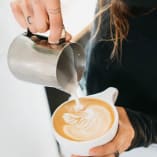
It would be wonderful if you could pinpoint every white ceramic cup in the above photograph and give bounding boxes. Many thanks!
[51,87,119,157]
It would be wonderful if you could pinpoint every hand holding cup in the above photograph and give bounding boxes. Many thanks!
[72,107,135,157]
[51,87,126,157]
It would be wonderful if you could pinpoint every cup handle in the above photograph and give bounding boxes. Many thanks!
[90,87,119,106]
[104,87,119,105]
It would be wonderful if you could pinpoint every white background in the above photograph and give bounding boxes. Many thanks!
[0,0,156,157]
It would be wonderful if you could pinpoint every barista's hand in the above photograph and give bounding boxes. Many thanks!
[10,0,72,44]
[72,107,135,157]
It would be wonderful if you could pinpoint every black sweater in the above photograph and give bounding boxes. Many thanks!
[85,0,157,149]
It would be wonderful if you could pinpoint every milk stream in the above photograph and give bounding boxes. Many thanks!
[64,65,84,111]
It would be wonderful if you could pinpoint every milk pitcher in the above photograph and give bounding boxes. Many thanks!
[7,30,85,92]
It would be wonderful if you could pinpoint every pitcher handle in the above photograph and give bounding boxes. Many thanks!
[25,28,66,45]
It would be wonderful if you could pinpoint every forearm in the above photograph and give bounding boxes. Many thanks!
[124,0,157,8]
[125,108,157,150]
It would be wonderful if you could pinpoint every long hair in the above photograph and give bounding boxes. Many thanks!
[92,0,130,59]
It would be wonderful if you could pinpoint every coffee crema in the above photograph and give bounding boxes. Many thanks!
[53,98,115,141]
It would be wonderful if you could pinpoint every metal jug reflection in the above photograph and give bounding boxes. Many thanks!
[7,30,85,93]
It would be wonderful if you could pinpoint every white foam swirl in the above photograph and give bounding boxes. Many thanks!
[62,105,112,141]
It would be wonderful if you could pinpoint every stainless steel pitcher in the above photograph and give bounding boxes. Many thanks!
[7,30,85,92]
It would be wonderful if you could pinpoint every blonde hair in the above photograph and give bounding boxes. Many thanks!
[92,0,130,59]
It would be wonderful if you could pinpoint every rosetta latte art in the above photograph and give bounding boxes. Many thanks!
[62,105,112,141]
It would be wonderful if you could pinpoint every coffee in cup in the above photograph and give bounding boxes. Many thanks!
[53,97,114,141]
[51,87,119,157]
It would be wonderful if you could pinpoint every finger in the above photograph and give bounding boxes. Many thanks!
[44,0,64,43]
[89,141,117,156]
[89,127,121,156]
[65,31,72,42]
[19,0,36,33]
[71,154,116,157]
[71,155,86,157]
[31,0,49,33]
[10,1,27,28]
[103,154,116,157]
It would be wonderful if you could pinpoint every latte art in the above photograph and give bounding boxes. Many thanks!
[53,98,115,141]
[63,105,112,141]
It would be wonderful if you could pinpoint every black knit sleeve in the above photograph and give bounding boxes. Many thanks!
[125,108,157,150]
[124,0,157,8]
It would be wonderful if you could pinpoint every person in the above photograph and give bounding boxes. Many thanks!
[10,0,157,157]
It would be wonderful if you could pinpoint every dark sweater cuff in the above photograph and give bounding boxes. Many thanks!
[125,108,153,150]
